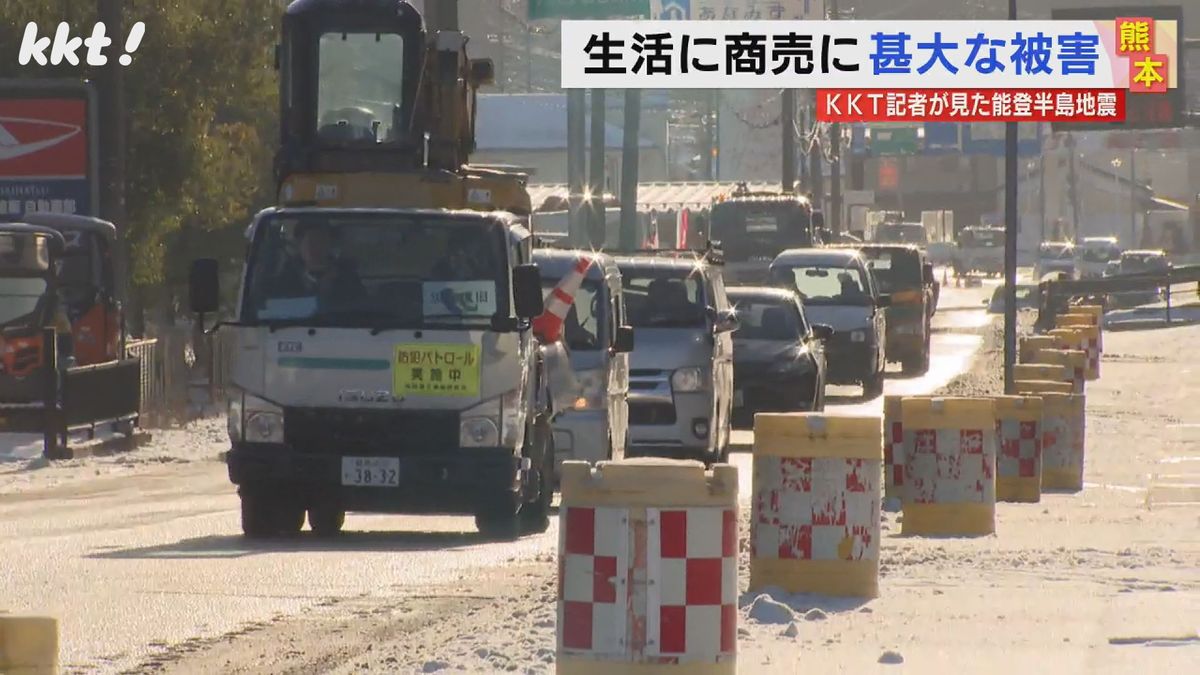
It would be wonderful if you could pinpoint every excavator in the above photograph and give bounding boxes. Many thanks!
[273,0,531,214]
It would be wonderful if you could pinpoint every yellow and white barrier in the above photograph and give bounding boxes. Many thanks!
[1015,379,1075,395]
[1049,326,1101,380]
[1018,335,1062,363]
[752,414,882,599]
[1013,363,1070,388]
[1056,311,1104,356]
[1031,348,1088,393]
[1039,393,1087,491]
[899,397,997,537]
[558,459,738,674]
[0,616,58,675]
[882,395,904,502]
[992,396,1044,503]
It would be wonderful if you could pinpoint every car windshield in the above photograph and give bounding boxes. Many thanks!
[620,268,707,328]
[1040,244,1072,260]
[773,262,873,306]
[710,202,813,261]
[861,250,922,293]
[0,277,48,327]
[875,224,927,244]
[244,213,507,327]
[317,31,407,144]
[730,297,805,340]
[541,278,605,351]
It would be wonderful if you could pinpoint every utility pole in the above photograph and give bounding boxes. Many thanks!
[1002,0,1019,395]
[1129,148,1137,246]
[1038,151,1046,245]
[808,106,824,212]
[525,28,533,92]
[782,89,796,192]
[620,89,641,248]
[1066,133,1081,243]
[567,89,587,246]
[827,0,843,236]
[96,0,135,334]
[588,89,607,247]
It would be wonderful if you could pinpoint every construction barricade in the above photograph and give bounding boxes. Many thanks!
[751,414,882,599]
[899,397,997,537]
[558,459,738,674]
[1038,393,1087,491]
[992,396,1044,503]
[882,395,904,503]
[1056,312,1104,355]
[1018,335,1062,363]
[1050,326,1101,381]
[1032,348,1088,393]
[1015,379,1074,395]
[1013,363,1070,388]
[0,616,58,675]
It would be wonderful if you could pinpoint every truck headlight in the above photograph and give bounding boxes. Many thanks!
[237,393,284,444]
[671,367,707,393]
[850,330,868,343]
[460,417,500,447]
[571,368,606,411]
[460,388,523,448]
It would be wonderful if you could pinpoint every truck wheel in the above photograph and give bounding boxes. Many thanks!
[863,370,885,399]
[240,488,302,539]
[308,506,345,537]
[475,497,521,541]
[519,419,554,535]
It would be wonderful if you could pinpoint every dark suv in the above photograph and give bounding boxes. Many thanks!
[851,244,935,375]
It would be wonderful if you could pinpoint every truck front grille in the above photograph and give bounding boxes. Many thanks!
[284,408,459,455]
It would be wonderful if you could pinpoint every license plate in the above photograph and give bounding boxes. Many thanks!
[341,457,400,487]
[733,389,744,407]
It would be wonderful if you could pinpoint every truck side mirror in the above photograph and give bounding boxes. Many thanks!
[922,262,935,284]
[876,294,892,308]
[613,325,635,353]
[469,58,496,86]
[512,264,544,319]
[713,308,739,333]
[189,258,220,315]
[811,323,835,341]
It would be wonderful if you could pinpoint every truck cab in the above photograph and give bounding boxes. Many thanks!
[1074,237,1122,280]
[612,251,737,464]
[189,207,553,540]
[531,249,633,474]
[708,189,820,285]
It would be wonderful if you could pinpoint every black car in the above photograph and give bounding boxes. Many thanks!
[727,286,832,428]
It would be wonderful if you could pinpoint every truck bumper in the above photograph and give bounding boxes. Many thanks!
[227,442,523,515]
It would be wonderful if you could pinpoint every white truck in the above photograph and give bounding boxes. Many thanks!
[188,207,556,541]
[953,226,1005,278]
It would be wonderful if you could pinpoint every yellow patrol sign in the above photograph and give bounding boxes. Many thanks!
[393,343,481,397]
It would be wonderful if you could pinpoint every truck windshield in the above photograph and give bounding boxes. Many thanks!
[317,31,407,144]
[621,269,707,328]
[244,214,507,328]
[541,278,605,351]
[710,202,812,261]
[0,233,51,272]
[961,230,1002,247]
[0,277,47,328]
[773,263,873,306]
[862,250,922,292]
[875,224,927,245]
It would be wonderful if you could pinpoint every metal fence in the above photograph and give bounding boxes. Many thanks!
[125,329,237,426]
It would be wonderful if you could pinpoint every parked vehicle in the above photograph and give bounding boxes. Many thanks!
[726,286,830,428]
[853,244,934,375]
[953,226,1005,278]
[1105,249,1170,306]
[872,222,929,247]
[531,249,632,474]
[769,248,891,399]
[709,185,822,285]
[613,250,736,464]
[1074,236,1122,279]
[190,207,555,540]
[1036,241,1076,280]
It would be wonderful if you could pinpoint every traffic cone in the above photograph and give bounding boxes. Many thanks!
[533,254,594,343]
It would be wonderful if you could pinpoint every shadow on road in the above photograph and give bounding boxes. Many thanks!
[87,529,492,560]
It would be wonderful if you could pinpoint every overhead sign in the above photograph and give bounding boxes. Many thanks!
[922,122,961,154]
[530,0,650,20]
[1050,5,1185,131]
[0,80,98,220]
[961,122,1042,157]
[869,125,920,156]
[651,0,822,21]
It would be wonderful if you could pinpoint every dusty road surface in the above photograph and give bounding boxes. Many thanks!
[3,279,1196,674]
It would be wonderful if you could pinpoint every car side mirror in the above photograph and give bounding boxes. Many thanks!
[922,263,935,284]
[714,309,739,333]
[189,258,220,315]
[613,325,635,353]
[512,264,544,319]
[876,294,892,308]
[811,323,834,341]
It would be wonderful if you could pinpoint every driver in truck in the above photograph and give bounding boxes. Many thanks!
[264,221,365,309]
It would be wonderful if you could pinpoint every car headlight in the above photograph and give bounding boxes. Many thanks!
[850,330,868,343]
[671,367,707,393]
[460,388,524,448]
[238,393,284,444]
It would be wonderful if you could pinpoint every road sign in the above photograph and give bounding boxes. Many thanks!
[870,125,920,156]
[0,80,98,220]
[961,123,1042,157]
[1050,5,1186,131]
[923,123,961,154]
[530,0,650,20]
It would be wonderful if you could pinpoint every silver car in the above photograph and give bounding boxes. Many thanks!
[613,254,737,464]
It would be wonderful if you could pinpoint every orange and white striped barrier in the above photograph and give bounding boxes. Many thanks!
[751,414,882,598]
[558,459,738,674]
[0,616,58,675]
[534,253,594,344]
[1049,326,1101,381]
[1015,379,1074,395]
[993,396,1044,503]
[1039,393,1087,491]
[882,396,904,503]
[900,397,997,537]
[1030,348,1087,393]
[1018,335,1062,363]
